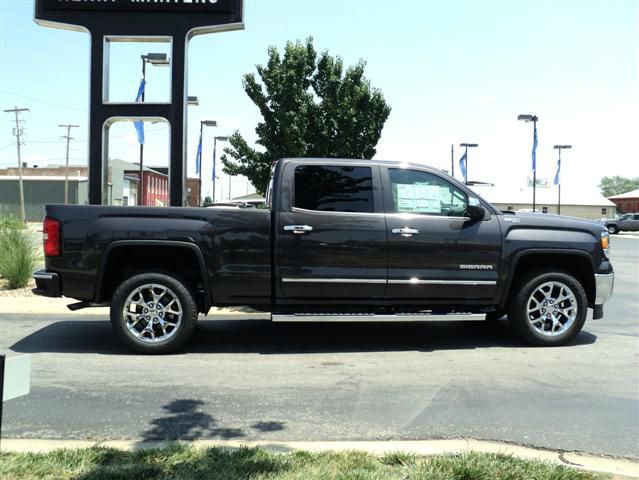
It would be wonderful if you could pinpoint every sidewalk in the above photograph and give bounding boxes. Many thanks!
[615,232,639,239]
[2,438,637,478]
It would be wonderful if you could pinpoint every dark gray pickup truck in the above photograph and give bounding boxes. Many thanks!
[33,158,615,353]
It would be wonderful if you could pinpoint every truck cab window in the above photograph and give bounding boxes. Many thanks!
[294,165,373,213]
[388,168,467,216]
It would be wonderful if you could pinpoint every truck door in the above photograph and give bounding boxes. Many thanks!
[275,161,387,301]
[382,166,502,301]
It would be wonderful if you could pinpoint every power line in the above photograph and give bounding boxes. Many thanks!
[0,89,87,113]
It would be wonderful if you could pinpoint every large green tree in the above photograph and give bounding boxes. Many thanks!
[598,176,639,198]
[221,37,391,195]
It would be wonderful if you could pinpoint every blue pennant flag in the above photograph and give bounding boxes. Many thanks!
[554,157,561,186]
[195,132,202,175]
[531,123,538,173]
[459,151,468,183]
[133,78,146,145]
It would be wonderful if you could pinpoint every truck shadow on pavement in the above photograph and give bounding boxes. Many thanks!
[10,318,598,355]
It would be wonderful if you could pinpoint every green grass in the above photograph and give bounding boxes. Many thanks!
[0,215,26,231]
[0,445,608,480]
[0,226,37,288]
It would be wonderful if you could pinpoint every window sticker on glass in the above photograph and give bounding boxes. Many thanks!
[397,184,440,213]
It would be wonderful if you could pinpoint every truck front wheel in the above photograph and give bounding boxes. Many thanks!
[110,273,197,354]
[508,270,587,346]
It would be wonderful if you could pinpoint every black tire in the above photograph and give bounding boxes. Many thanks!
[110,272,198,354]
[607,224,618,234]
[507,269,587,346]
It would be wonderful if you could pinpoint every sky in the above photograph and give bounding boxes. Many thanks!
[1,0,638,203]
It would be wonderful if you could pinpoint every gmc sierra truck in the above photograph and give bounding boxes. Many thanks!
[33,158,615,353]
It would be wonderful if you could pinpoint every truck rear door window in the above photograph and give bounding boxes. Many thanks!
[294,165,373,213]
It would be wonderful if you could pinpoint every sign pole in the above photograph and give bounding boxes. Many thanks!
[35,0,244,208]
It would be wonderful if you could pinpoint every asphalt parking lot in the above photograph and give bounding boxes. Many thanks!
[1,237,637,458]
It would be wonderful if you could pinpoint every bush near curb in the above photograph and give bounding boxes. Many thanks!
[0,218,37,289]
[0,215,26,231]
[0,445,608,480]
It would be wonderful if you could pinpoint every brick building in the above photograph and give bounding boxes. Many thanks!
[608,189,639,214]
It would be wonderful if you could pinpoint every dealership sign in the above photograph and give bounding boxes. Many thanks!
[36,0,243,33]
[34,0,243,206]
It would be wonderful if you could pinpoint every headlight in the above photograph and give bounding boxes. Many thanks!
[601,231,610,257]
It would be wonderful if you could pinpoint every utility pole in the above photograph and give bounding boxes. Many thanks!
[59,124,79,204]
[4,107,30,223]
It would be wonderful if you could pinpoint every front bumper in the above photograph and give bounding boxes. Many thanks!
[32,270,61,297]
[594,273,614,305]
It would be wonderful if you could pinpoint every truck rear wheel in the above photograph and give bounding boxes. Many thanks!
[110,273,197,354]
[507,270,587,346]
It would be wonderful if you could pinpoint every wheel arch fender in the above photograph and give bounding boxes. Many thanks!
[94,240,211,311]
[498,249,595,310]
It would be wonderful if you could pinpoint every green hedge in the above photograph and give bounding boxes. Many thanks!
[0,218,36,289]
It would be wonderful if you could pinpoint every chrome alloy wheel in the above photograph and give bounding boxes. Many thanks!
[123,283,183,343]
[526,281,578,336]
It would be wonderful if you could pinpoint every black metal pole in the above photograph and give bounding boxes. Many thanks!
[169,34,187,207]
[198,122,203,206]
[0,354,5,447]
[557,148,561,215]
[451,144,454,177]
[464,145,469,184]
[88,33,105,205]
[532,119,537,212]
[138,59,146,206]
[212,137,217,203]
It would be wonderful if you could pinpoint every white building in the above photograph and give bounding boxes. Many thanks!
[470,185,616,219]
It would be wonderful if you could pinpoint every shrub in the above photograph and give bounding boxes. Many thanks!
[0,215,26,231]
[0,226,37,289]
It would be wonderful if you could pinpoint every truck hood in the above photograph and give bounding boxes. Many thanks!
[500,211,607,236]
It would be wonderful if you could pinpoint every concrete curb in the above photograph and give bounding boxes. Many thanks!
[2,439,637,478]
[0,296,267,317]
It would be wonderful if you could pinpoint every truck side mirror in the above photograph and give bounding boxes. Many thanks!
[467,197,485,220]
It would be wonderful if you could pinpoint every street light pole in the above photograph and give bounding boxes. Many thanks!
[553,144,572,215]
[518,114,539,211]
[137,53,169,206]
[459,143,478,184]
[212,136,229,203]
[450,144,454,177]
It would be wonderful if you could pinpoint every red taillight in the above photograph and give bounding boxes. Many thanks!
[43,216,61,257]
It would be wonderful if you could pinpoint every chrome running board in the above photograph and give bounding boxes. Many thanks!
[272,313,486,322]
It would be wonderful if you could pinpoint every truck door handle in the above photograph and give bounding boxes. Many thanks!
[284,225,313,234]
[392,227,420,237]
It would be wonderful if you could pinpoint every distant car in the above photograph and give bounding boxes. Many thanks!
[600,213,639,234]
